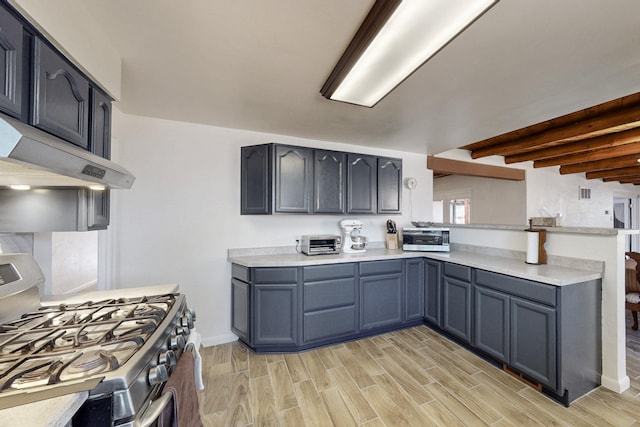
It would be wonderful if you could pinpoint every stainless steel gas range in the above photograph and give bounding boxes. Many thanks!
[0,253,198,426]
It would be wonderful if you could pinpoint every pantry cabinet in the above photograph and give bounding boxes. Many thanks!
[240,143,402,215]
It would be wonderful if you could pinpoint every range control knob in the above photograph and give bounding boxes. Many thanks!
[168,334,186,351]
[180,314,194,329]
[148,364,168,386]
[159,350,177,370]
[175,326,190,336]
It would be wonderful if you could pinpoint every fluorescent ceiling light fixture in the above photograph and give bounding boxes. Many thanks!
[320,0,499,107]
[88,184,106,191]
[9,184,30,190]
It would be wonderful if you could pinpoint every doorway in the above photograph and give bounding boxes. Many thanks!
[614,195,640,252]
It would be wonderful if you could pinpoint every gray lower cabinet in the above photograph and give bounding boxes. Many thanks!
[442,263,472,343]
[474,269,601,404]
[474,286,509,362]
[510,296,557,387]
[424,259,442,325]
[253,284,298,345]
[360,260,403,330]
[404,258,424,322]
[231,278,250,342]
[303,263,357,343]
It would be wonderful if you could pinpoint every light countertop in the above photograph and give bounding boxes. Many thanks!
[228,248,602,286]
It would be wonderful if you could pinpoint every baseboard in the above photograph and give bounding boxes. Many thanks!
[201,333,238,348]
[600,374,630,393]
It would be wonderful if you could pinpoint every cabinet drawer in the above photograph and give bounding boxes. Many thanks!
[304,306,357,342]
[304,263,355,281]
[304,277,356,312]
[232,264,250,282]
[253,267,298,284]
[444,262,472,282]
[476,269,556,307]
[360,259,402,276]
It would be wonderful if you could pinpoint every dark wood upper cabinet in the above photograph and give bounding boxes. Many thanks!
[377,156,402,213]
[32,37,90,148]
[314,150,346,214]
[347,153,377,214]
[0,6,23,118]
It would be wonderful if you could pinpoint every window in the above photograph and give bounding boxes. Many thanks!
[450,199,470,224]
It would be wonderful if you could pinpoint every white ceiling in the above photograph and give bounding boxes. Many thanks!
[84,0,640,155]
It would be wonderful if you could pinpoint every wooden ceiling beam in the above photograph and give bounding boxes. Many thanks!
[469,106,640,159]
[586,165,640,179]
[427,156,524,181]
[559,153,640,174]
[461,91,640,152]
[533,140,640,168]
[603,175,640,182]
[504,127,640,164]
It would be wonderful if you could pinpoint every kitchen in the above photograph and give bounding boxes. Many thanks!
[1,0,640,425]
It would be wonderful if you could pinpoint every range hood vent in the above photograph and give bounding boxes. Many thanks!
[0,113,135,189]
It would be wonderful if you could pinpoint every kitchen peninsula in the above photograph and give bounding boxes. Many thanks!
[229,242,602,405]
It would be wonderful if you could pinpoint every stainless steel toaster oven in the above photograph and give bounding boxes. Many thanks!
[300,235,342,255]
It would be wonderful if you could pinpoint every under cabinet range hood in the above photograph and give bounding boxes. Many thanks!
[0,113,135,189]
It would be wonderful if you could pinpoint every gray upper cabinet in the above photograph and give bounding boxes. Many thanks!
[0,6,23,118]
[87,87,112,230]
[240,143,402,215]
[274,145,312,213]
[347,153,377,214]
[241,144,272,214]
[313,150,346,213]
[377,157,402,214]
[32,38,90,148]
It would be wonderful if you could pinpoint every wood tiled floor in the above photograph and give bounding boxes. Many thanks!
[198,320,640,426]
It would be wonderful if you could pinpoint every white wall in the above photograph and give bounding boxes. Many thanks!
[110,111,434,346]
[437,149,640,227]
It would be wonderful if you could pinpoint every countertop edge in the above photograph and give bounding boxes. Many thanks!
[0,391,88,427]
[228,249,602,286]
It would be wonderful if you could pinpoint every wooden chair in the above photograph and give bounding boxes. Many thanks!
[625,252,640,330]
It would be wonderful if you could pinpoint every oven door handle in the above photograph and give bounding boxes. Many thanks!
[134,391,173,427]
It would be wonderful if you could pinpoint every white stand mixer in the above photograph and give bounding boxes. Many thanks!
[339,219,367,253]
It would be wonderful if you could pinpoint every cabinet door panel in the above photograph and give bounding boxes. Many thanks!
[231,279,250,342]
[347,154,376,214]
[0,6,22,118]
[510,296,557,388]
[241,145,271,214]
[32,38,89,148]
[275,145,312,213]
[424,259,442,325]
[377,157,402,213]
[253,285,297,345]
[475,286,509,362]
[304,305,357,343]
[404,258,424,322]
[314,150,346,213]
[360,273,402,330]
[442,276,472,343]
